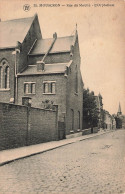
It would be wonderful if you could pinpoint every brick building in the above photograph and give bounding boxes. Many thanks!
[0,14,83,136]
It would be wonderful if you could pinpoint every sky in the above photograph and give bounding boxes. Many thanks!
[0,0,125,115]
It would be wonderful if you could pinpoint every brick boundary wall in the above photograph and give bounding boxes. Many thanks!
[93,127,99,133]
[28,107,58,145]
[82,128,92,135]
[0,102,58,151]
[82,127,99,135]
[0,103,27,150]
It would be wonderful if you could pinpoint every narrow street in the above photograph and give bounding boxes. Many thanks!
[0,129,125,194]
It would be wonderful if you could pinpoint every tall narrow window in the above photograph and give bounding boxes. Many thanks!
[78,111,80,129]
[31,83,36,94]
[5,66,9,89]
[71,109,74,131]
[0,66,3,88]
[0,59,9,89]
[75,72,78,93]
[75,65,78,93]
[1,67,3,88]
[7,67,10,89]
[51,82,56,93]
[24,83,29,94]
[44,83,49,93]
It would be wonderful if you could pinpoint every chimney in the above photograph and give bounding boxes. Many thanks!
[53,32,57,39]
[15,41,21,53]
[9,98,14,104]
[37,61,45,71]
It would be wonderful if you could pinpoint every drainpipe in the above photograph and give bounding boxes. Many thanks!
[12,43,20,104]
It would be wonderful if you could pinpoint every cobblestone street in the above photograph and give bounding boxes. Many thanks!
[0,129,125,194]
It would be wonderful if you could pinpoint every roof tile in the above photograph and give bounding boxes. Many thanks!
[0,17,34,48]
[30,36,74,55]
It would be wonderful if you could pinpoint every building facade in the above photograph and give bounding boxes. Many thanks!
[0,14,83,136]
[112,116,116,129]
[103,110,113,130]
[94,93,103,128]
[116,103,125,129]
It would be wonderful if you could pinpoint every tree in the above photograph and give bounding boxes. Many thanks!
[42,99,54,110]
[83,88,99,129]
[115,116,122,129]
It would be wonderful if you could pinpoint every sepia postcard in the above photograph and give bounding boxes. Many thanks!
[0,0,125,193]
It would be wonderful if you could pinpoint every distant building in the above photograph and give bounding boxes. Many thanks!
[103,110,113,130]
[94,93,103,128]
[117,102,122,117]
[122,116,125,128]
[0,14,83,136]
[116,102,125,129]
[112,116,116,129]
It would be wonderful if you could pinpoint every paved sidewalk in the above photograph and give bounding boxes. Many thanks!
[0,129,114,166]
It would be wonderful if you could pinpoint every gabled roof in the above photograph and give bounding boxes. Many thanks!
[0,14,77,53]
[18,63,69,76]
[0,16,35,49]
[30,36,74,55]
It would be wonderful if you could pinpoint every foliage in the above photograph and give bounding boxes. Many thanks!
[83,88,99,127]
[114,116,122,129]
[42,99,54,109]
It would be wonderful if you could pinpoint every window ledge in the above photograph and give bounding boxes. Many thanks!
[24,93,36,95]
[74,92,78,96]
[43,93,56,95]
[0,88,10,91]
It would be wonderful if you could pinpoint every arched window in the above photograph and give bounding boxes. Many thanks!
[0,59,10,89]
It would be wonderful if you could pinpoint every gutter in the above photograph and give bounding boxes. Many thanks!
[17,72,65,76]
[28,50,70,56]
[0,46,16,50]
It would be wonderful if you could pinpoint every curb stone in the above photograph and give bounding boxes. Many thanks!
[0,130,115,166]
